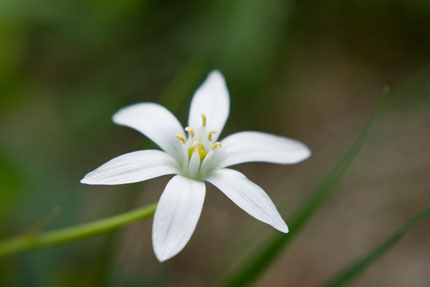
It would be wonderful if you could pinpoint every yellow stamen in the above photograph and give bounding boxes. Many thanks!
[185,127,195,138]
[208,130,217,141]
[212,142,222,150]
[176,134,186,144]
[201,112,207,127]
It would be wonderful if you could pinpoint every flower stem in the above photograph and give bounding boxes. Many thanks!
[0,202,157,258]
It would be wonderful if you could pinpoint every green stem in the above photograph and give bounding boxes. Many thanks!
[0,202,157,258]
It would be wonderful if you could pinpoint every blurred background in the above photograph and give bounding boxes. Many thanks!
[0,0,429,286]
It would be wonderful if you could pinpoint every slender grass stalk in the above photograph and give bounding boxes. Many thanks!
[221,88,389,286]
[0,202,157,258]
[323,207,430,286]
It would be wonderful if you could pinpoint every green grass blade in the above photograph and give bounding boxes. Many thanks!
[323,207,430,287]
[221,88,389,286]
[0,202,157,258]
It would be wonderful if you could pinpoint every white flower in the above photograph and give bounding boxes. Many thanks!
[81,70,311,262]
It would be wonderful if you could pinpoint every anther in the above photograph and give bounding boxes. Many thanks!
[185,127,195,138]
[212,142,222,150]
[192,141,200,148]
[208,130,217,141]
[176,134,186,144]
[201,112,207,127]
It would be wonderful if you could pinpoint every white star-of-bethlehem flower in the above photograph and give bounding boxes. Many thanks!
[81,70,311,262]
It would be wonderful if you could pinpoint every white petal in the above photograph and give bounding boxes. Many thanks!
[207,169,288,233]
[220,131,311,168]
[200,148,223,177]
[152,176,206,262]
[81,150,177,185]
[188,70,230,139]
[188,147,200,177]
[113,103,184,158]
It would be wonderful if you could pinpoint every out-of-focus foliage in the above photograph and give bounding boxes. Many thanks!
[0,146,23,216]
[222,88,389,286]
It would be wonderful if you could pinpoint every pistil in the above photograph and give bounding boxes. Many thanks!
[176,113,222,165]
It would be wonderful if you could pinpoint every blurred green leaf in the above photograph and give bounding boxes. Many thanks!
[0,147,23,216]
[322,207,430,287]
[221,88,389,286]
[159,56,208,115]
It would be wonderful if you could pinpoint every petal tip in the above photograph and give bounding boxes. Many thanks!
[279,224,289,233]
[302,146,312,160]
[208,69,224,77]
[111,109,124,125]
[111,102,149,125]
[290,143,312,164]
[80,176,89,184]
[154,253,169,263]
[80,172,101,185]
[153,246,177,263]
[80,176,96,185]
[206,70,228,88]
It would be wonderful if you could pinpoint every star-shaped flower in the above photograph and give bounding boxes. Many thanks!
[81,70,311,262]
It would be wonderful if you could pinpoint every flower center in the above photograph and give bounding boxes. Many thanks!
[176,112,222,163]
